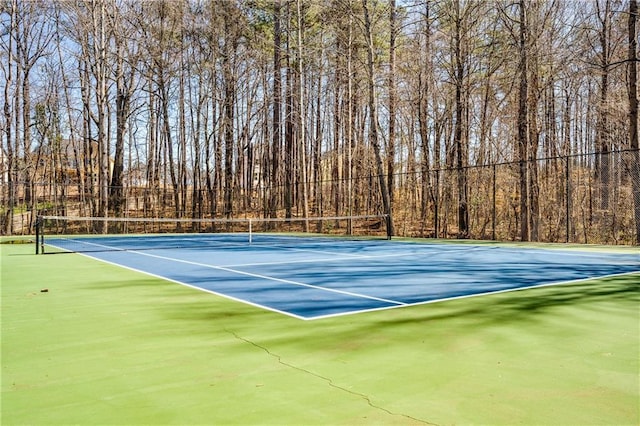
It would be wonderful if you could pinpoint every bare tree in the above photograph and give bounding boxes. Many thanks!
[81,0,110,221]
[2,0,637,244]
[515,0,531,241]
[6,0,54,228]
[0,0,18,234]
[362,0,393,235]
[387,0,397,207]
[219,0,242,219]
[296,0,310,229]
[269,0,283,220]
[108,2,139,216]
[416,0,434,237]
[594,0,614,211]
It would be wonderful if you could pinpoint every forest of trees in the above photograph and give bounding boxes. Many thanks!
[1,0,639,244]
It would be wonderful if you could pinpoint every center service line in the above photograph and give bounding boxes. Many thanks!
[122,249,406,306]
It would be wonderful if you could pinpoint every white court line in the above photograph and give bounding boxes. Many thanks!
[47,238,126,251]
[58,242,640,322]
[220,242,489,268]
[73,251,308,320]
[53,235,388,260]
[309,270,640,320]
[221,251,423,268]
[264,245,372,258]
[49,236,423,267]
[46,239,640,321]
[132,250,406,306]
[48,238,405,307]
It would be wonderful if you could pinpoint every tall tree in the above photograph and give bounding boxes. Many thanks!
[387,0,397,207]
[451,0,474,238]
[220,0,240,219]
[158,1,180,218]
[108,2,139,216]
[10,0,54,222]
[284,1,294,219]
[594,0,614,211]
[86,0,110,221]
[0,0,18,234]
[269,0,283,220]
[517,0,530,241]
[362,0,393,235]
[296,0,310,229]
[416,0,433,237]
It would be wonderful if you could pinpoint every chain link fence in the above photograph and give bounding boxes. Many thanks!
[394,149,640,245]
[3,149,639,245]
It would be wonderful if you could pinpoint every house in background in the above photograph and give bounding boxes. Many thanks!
[35,138,113,187]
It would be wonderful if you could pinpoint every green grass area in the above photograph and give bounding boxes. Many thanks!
[2,242,639,425]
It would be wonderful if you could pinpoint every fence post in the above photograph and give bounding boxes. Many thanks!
[565,159,571,243]
[434,169,440,238]
[492,164,497,240]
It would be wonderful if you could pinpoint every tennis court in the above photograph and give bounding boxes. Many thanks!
[42,233,640,320]
[4,230,640,425]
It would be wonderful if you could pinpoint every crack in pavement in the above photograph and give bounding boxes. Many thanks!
[225,328,439,425]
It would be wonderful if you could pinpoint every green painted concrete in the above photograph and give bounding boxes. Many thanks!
[2,242,638,425]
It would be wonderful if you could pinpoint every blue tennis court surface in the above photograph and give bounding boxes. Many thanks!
[45,236,640,320]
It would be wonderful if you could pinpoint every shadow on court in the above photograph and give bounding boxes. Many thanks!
[152,272,639,328]
[360,273,640,329]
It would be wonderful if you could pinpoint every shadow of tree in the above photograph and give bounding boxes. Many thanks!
[150,273,639,341]
[352,273,640,331]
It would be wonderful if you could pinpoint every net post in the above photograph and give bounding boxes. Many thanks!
[249,219,252,245]
[35,215,42,254]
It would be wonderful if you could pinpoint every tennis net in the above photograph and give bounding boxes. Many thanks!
[35,214,391,254]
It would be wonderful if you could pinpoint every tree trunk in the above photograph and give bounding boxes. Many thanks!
[418,2,433,237]
[285,31,294,219]
[178,40,188,218]
[160,76,179,218]
[93,0,109,223]
[270,0,282,220]
[453,0,469,238]
[296,0,309,230]
[347,10,355,232]
[596,0,612,211]
[517,0,530,242]
[110,41,129,217]
[387,0,397,207]
[221,2,237,220]
[362,0,393,236]
[3,0,16,234]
